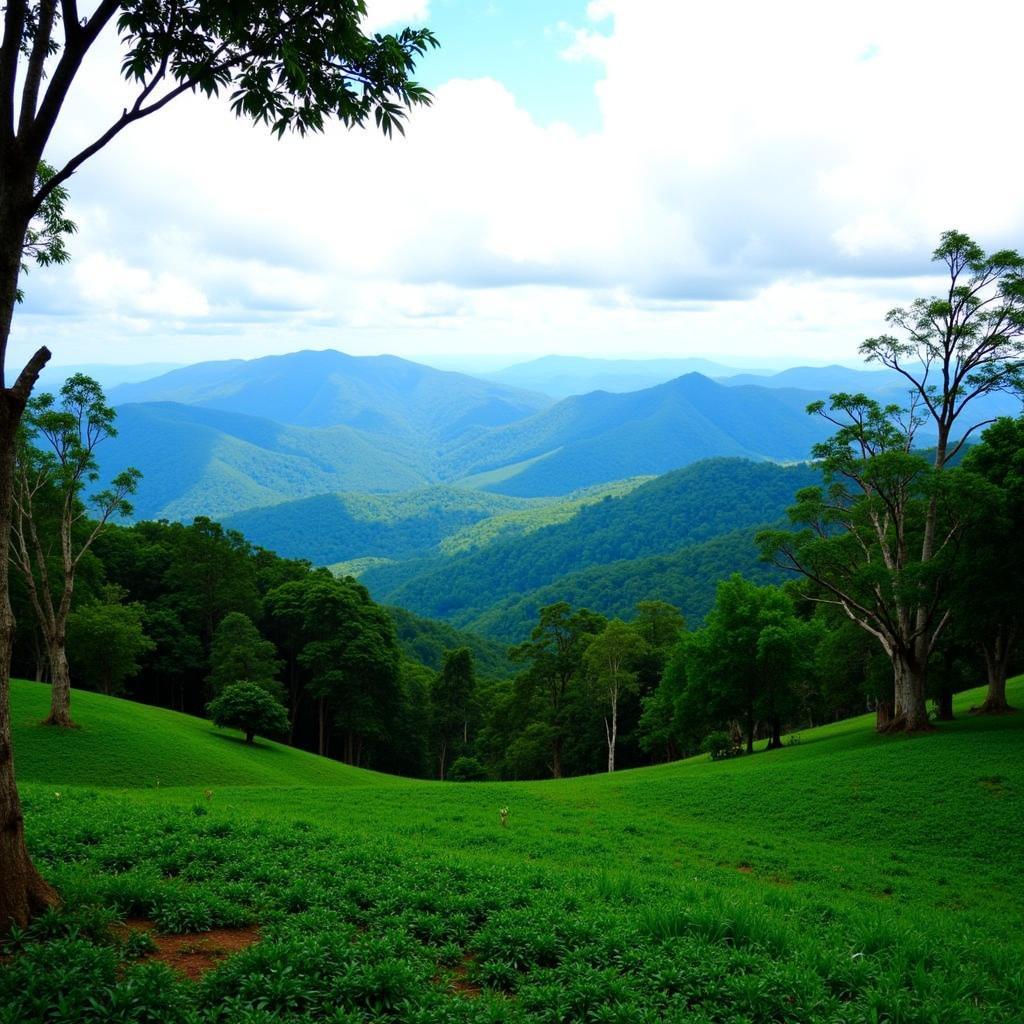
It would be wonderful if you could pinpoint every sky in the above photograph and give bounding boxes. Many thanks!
[11,0,1024,374]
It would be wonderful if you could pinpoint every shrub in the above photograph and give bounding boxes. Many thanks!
[447,756,488,782]
[701,731,740,761]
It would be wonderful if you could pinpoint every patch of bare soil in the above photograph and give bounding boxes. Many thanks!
[434,954,482,999]
[118,918,260,981]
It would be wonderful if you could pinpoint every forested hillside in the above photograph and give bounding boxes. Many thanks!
[221,487,536,564]
[466,527,781,640]
[363,459,820,631]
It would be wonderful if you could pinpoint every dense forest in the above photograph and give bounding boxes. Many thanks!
[362,459,820,630]
[11,384,1022,779]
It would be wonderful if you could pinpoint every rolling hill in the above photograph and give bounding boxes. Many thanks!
[100,402,436,520]
[483,354,762,397]
[717,363,1024,419]
[362,459,821,634]
[220,487,537,564]
[9,678,1024,1022]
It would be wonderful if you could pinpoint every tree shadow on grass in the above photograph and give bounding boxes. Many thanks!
[210,729,286,754]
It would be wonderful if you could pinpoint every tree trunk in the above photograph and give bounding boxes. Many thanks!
[606,697,618,773]
[245,730,254,745]
[886,654,933,733]
[438,740,447,781]
[875,699,893,731]
[978,632,1016,714]
[550,735,562,779]
[42,639,74,727]
[0,386,59,934]
[936,687,954,722]
[317,696,325,756]
[766,718,783,750]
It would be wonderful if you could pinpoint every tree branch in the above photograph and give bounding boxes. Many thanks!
[9,346,52,406]
[0,0,27,142]
[18,0,57,137]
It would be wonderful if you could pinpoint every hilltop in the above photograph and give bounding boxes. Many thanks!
[108,349,550,440]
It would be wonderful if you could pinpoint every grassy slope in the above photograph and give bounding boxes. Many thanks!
[12,677,1024,904]
[8,678,1024,1021]
[10,680,398,789]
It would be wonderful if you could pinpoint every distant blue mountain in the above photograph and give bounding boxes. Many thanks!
[108,349,550,441]
[484,354,763,398]
[444,373,834,496]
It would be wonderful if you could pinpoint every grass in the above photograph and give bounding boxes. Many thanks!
[9,681,393,788]
[4,677,1024,1022]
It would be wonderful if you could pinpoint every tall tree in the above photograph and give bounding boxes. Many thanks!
[956,417,1024,712]
[760,394,980,732]
[164,518,260,653]
[287,573,400,763]
[583,620,645,772]
[510,602,605,778]
[11,374,139,726]
[208,611,282,698]
[0,0,437,933]
[430,647,476,780]
[680,576,812,753]
[66,592,153,697]
[764,232,1023,733]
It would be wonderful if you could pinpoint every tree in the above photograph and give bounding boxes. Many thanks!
[285,573,400,763]
[67,595,154,696]
[164,517,260,652]
[760,394,980,732]
[956,417,1024,712]
[208,611,282,698]
[11,374,139,727]
[447,756,487,782]
[510,602,605,778]
[583,620,645,772]
[762,233,1023,734]
[679,576,812,754]
[0,1,437,933]
[207,681,289,745]
[430,647,476,780]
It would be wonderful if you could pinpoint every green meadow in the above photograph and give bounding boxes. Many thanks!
[5,677,1024,1022]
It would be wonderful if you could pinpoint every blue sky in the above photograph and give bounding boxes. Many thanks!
[415,1,603,133]
[11,0,1024,374]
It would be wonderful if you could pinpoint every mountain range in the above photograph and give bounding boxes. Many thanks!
[90,347,1021,532]
[95,349,847,519]
[483,354,762,397]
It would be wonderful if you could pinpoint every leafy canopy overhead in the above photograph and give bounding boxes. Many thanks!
[4,1,438,221]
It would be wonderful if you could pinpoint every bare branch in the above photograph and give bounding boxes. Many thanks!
[9,346,52,406]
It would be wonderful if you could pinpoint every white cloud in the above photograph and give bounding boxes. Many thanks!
[12,0,1024,372]
[363,1,430,35]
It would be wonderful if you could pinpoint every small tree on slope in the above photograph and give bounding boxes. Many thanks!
[208,682,290,746]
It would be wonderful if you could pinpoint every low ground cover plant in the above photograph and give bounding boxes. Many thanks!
[3,679,1023,1022]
